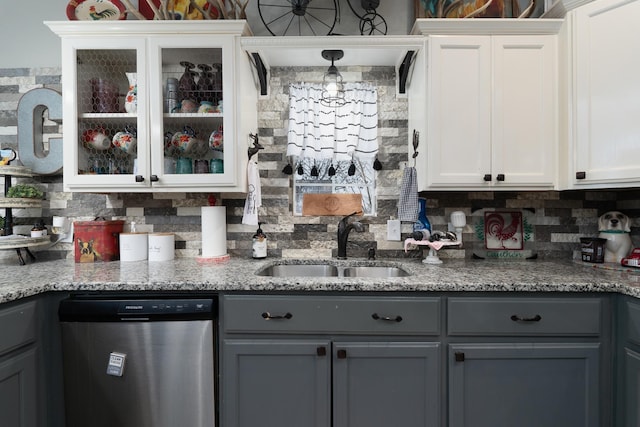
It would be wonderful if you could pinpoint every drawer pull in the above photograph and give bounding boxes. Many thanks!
[510,314,542,322]
[371,313,403,323]
[261,312,293,320]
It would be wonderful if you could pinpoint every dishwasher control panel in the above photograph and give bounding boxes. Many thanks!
[59,297,215,321]
[118,299,212,315]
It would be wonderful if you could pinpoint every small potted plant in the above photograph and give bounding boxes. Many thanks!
[6,184,44,199]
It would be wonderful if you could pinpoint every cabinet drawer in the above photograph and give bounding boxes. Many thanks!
[0,301,36,355]
[447,297,601,336]
[222,295,440,335]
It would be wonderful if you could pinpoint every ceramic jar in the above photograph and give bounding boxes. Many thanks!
[209,126,223,150]
[124,72,137,114]
[171,126,198,154]
[82,127,111,151]
[112,126,137,155]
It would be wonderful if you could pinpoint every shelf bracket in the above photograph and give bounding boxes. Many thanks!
[398,50,415,95]
[248,52,268,96]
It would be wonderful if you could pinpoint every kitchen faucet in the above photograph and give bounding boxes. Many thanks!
[337,212,365,259]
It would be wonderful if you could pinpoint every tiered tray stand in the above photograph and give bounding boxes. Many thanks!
[0,164,49,265]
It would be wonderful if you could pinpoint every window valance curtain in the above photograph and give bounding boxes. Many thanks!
[286,82,378,162]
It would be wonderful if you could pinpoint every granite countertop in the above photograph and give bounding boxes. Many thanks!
[1,257,640,304]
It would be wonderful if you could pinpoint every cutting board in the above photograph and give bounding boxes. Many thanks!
[302,194,363,216]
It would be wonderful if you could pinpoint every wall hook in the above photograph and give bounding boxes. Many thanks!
[248,132,264,160]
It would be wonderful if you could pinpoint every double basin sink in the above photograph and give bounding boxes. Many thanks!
[256,262,411,278]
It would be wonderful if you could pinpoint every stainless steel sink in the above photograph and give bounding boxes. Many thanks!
[256,263,411,278]
[342,266,411,278]
[256,264,339,277]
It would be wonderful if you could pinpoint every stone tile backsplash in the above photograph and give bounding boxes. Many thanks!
[0,67,638,262]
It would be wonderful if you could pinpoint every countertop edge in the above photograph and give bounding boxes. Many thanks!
[1,258,640,304]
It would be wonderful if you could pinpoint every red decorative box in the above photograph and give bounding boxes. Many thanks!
[74,220,125,263]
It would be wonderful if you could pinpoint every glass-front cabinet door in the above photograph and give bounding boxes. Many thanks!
[47,21,251,193]
[148,37,236,189]
[62,37,148,190]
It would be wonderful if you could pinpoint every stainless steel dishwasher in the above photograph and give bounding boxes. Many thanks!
[59,295,216,427]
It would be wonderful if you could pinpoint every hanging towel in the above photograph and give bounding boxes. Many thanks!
[242,160,261,226]
[397,166,418,222]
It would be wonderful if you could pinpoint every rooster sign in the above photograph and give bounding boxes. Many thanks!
[483,211,524,250]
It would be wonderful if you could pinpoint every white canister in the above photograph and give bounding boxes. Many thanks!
[148,233,175,262]
[119,233,148,262]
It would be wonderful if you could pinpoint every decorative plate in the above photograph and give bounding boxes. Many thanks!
[67,0,127,21]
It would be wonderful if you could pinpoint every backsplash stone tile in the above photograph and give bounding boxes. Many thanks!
[0,67,638,263]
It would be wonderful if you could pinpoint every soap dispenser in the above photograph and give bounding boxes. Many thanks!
[413,198,432,239]
[252,222,267,259]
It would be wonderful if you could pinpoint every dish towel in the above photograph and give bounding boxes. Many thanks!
[242,160,262,226]
[397,166,418,222]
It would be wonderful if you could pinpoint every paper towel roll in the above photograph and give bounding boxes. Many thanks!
[201,206,227,257]
[120,233,148,262]
[148,233,175,262]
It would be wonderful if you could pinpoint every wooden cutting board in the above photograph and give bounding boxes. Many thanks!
[302,194,363,216]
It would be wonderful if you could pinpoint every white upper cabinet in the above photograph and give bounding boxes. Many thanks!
[410,20,561,191]
[46,21,256,192]
[566,0,640,188]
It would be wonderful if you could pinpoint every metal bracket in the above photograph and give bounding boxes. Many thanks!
[398,50,415,94]
[247,52,268,96]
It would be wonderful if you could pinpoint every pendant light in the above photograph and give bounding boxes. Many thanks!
[321,49,346,107]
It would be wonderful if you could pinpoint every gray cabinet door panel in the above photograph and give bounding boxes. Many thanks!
[623,347,640,427]
[333,342,440,427]
[222,339,331,427]
[626,301,640,347]
[0,301,36,355]
[0,347,37,427]
[449,343,600,427]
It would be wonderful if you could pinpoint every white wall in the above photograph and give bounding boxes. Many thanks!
[1,0,68,68]
[0,0,415,68]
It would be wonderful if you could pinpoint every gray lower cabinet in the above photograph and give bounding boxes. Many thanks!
[221,293,611,427]
[447,296,607,427]
[220,294,442,427]
[622,347,640,427]
[448,343,600,427]
[0,300,38,427]
[0,293,66,427]
[617,296,640,427]
[222,339,440,427]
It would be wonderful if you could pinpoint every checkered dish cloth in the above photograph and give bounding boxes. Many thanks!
[397,166,418,222]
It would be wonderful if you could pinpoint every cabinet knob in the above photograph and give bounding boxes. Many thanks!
[483,174,492,182]
[454,352,465,362]
[576,171,586,180]
[150,175,159,182]
[496,174,505,182]
[337,349,347,359]
[135,175,145,182]
[317,346,327,357]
